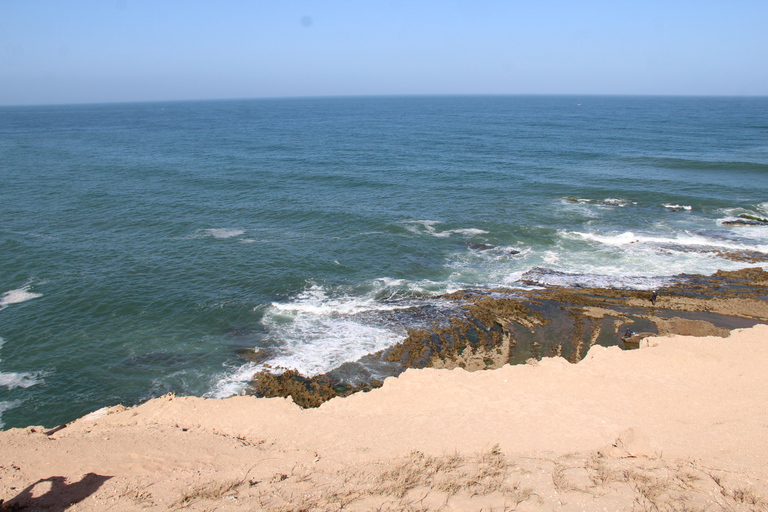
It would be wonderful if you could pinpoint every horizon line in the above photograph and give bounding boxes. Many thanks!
[3,92,768,109]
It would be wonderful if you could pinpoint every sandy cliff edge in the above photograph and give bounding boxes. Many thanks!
[2,325,768,511]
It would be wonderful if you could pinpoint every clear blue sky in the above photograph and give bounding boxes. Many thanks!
[1,0,766,105]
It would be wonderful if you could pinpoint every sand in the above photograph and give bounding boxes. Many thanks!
[2,325,768,511]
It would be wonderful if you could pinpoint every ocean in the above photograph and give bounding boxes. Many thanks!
[1,95,767,429]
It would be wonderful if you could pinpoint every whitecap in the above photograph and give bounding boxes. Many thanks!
[559,198,600,218]
[211,278,462,396]
[0,337,45,390]
[444,245,534,290]
[375,277,405,287]
[441,228,489,237]
[402,220,442,236]
[601,198,636,207]
[542,250,561,265]
[208,301,407,398]
[551,229,768,280]
[0,400,21,429]
[565,230,722,248]
[268,284,429,317]
[0,371,43,390]
[716,206,768,226]
[519,268,673,291]
[0,285,42,310]
[402,220,488,238]
[204,228,244,239]
[663,203,692,211]
[567,229,768,253]
[256,317,403,378]
[205,362,259,398]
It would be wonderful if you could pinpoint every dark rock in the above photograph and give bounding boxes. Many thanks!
[234,348,273,365]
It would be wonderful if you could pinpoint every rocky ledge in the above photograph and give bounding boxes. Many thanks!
[245,267,768,407]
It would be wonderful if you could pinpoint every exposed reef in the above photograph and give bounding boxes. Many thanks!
[721,213,768,226]
[248,369,382,408]
[246,267,768,407]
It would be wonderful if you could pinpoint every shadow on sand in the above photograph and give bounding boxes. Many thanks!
[2,473,111,511]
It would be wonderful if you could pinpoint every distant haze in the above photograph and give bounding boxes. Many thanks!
[1,0,767,106]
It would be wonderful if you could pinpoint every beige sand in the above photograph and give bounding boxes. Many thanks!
[2,325,768,511]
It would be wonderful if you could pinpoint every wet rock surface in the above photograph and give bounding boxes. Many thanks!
[246,267,768,407]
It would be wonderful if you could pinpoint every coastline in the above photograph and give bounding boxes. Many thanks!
[246,267,768,407]
[3,324,768,511]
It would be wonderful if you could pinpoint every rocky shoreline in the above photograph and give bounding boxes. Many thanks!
[246,267,768,407]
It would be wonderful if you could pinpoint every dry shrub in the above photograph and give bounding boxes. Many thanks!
[730,487,766,506]
[582,456,768,511]
[117,483,154,507]
[375,444,526,500]
[552,464,578,492]
[175,478,244,507]
[587,456,625,487]
[504,481,535,509]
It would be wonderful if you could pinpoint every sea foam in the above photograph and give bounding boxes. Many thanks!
[260,283,417,376]
[209,280,456,397]
[402,220,489,238]
[663,203,693,211]
[0,285,42,310]
[519,268,674,291]
[565,230,766,252]
[0,371,43,390]
[0,400,21,429]
[204,228,245,239]
[0,337,45,390]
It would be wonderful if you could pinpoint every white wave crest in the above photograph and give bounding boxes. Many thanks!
[205,362,259,398]
[560,199,600,218]
[269,285,416,317]
[0,336,45,390]
[260,317,402,377]
[563,197,593,204]
[448,228,489,237]
[207,310,405,398]
[444,245,534,290]
[402,220,488,238]
[716,206,768,225]
[663,203,692,211]
[520,268,673,290]
[569,229,768,252]
[567,230,723,248]
[548,229,768,280]
[210,279,451,396]
[563,197,636,207]
[0,371,43,390]
[0,400,22,429]
[204,228,245,239]
[0,286,42,310]
[602,198,636,207]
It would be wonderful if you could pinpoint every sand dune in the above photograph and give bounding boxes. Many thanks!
[2,325,768,511]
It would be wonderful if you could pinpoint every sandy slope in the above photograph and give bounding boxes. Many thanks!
[2,325,768,511]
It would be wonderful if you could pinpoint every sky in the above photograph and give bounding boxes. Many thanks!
[1,0,767,106]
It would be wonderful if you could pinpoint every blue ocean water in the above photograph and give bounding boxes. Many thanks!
[1,95,767,429]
